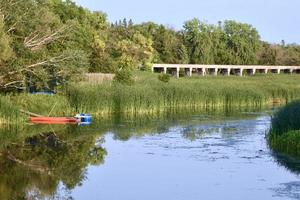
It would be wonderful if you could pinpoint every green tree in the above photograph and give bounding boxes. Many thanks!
[183,19,215,64]
[0,0,90,92]
[257,42,277,65]
[137,23,189,64]
[223,20,261,64]
[0,16,13,63]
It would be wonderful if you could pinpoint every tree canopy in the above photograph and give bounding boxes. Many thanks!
[0,0,300,92]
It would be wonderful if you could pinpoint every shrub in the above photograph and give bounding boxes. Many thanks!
[114,69,135,85]
[158,74,170,83]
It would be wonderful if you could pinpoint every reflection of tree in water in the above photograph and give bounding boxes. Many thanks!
[109,111,256,142]
[272,152,300,175]
[0,131,107,200]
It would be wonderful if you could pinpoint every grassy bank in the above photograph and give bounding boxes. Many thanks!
[66,72,300,116]
[1,72,300,125]
[269,101,300,159]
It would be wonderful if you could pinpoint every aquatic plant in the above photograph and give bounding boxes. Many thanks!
[1,72,300,124]
[269,101,300,159]
[65,72,300,116]
[0,95,22,125]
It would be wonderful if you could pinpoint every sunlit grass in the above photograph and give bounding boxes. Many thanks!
[65,72,300,116]
[1,72,300,124]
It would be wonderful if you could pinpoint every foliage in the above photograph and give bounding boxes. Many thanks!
[1,0,300,93]
[183,19,261,64]
[114,69,135,86]
[158,73,171,83]
[64,72,300,116]
[1,72,300,124]
[269,130,300,160]
[0,95,22,124]
[0,17,13,63]
[270,101,300,135]
[269,101,300,159]
[0,129,107,199]
[0,0,93,92]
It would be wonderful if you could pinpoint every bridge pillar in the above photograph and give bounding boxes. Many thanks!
[176,67,180,78]
[227,68,231,76]
[264,69,268,74]
[239,69,243,76]
[163,67,167,74]
[202,68,206,76]
[214,68,218,76]
[188,68,193,77]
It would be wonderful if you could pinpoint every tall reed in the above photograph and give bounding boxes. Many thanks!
[0,95,22,125]
[65,73,300,116]
[269,101,300,159]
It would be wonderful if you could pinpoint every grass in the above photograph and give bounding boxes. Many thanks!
[0,95,23,125]
[65,72,300,116]
[269,130,300,159]
[1,71,300,125]
[269,101,300,159]
[0,94,74,125]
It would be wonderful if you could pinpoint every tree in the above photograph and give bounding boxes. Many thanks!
[257,42,277,65]
[183,19,215,64]
[223,20,261,64]
[113,56,135,85]
[0,0,91,92]
[136,23,188,64]
[183,19,262,65]
[0,16,13,63]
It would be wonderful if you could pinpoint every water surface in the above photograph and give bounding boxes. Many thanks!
[1,111,300,200]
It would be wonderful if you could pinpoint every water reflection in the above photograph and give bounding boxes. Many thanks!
[1,109,300,199]
[272,153,300,175]
[0,130,106,200]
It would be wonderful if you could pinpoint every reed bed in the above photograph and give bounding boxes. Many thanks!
[0,95,23,125]
[269,101,300,159]
[1,72,300,124]
[0,94,74,126]
[65,72,300,116]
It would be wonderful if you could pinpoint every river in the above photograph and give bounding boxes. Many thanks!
[0,110,300,200]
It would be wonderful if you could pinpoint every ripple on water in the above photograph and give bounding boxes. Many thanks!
[271,181,300,200]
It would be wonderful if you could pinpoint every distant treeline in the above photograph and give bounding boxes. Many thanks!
[0,0,300,91]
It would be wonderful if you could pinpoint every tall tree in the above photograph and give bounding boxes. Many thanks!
[223,20,261,65]
[183,19,215,64]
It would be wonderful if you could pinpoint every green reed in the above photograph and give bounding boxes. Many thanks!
[269,101,300,159]
[0,95,22,125]
[65,72,300,116]
[1,72,300,124]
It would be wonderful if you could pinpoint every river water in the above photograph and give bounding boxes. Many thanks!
[1,111,300,200]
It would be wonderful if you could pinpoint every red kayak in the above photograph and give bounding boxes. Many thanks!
[30,117,80,125]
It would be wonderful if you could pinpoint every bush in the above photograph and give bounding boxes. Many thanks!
[158,74,170,83]
[141,62,153,71]
[114,69,135,85]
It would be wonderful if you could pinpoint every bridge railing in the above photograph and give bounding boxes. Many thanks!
[152,64,300,78]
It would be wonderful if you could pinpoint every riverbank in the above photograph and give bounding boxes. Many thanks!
[1,72,300,125]
[268,101,300,159]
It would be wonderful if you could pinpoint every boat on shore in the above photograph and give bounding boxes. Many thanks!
[30,114,92,125]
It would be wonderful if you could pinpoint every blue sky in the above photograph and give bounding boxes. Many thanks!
[74,0,300,44]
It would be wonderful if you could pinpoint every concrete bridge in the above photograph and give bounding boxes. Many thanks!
[152,64,300,78]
